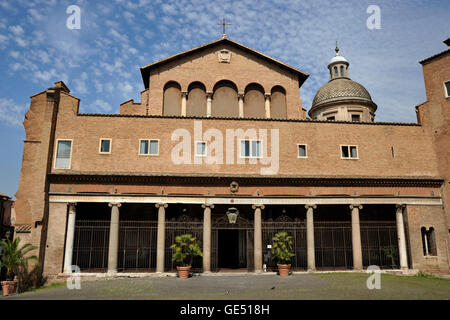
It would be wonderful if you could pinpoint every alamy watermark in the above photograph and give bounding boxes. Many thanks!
[66,5,81,30]
[170,121,279,175]
[367,5,381,30]
[66,265,81,290]
[366,265,381,289]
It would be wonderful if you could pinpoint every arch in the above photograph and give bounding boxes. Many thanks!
[163,81,181,116]
[271,85,287,119]
[212,80,239,117]
[244,83,265,118]
[333,66,338,78]
[340,65,345,77]
[187,81,206,117]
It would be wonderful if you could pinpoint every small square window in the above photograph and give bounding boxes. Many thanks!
[196,141,206,157]
[55,140,72,169]
[240,140,261,158]
[351,114,361,122]
[445,81,450,98]
[140,140,159,155]
[99,139,111,154]
[327,116,335,121]
[298,145,307,158]
[341,145,358,159]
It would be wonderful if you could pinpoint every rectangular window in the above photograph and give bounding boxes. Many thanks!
[327,116,335,121]
[149,140,159,156]
[99,139,111,154]
[55,140,72,169]
[298,144,307,158]
[341,145,358,159]
[139,140,149,155]
[240,140,261,158]
[140,139,159,155]
[351,114,361,122]
[196,141,206,157]
[445,81,450,98]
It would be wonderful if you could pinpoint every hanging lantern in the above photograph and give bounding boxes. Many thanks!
[226,207,239,224]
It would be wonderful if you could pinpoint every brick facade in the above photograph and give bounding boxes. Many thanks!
[13,37,450,277]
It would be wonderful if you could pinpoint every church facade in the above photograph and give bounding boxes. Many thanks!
[13,36,450,278]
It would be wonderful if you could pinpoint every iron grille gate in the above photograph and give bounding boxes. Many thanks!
[314,221,353,270]
[73,220,110,272]
[262,220,307,270]
[118,221,158,272]
[360,221,401,268]
[165,220,203,272]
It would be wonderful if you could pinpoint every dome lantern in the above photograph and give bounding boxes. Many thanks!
[328,42,349,79]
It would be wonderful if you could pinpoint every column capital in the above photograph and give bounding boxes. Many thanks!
[206,92,213,99]
[305,204,317,210]
[181,91,188,97]
[252,204,265,210]
[238,93,245,100]
[68,202,77,213]
[155,203,168,209]
[349,204,363,210]
[202,204,215,209]
[396,204,406,211]
[108,202,122,208]
[264,93,271,99]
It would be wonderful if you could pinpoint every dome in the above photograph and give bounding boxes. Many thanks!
[311,78,373,109]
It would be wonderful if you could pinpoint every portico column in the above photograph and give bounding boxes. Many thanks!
[63,203,77,274]
[396,204,408,270]
[181,91,188,116]
[305,204,317,271]
[156,203,168,273]
[238,93,244,118]
[206,92,213,117]
[350,204,363,270]
[264,93,271,118]
[252,204,264,273]
[202,204,214,273]
[107,202,121,273]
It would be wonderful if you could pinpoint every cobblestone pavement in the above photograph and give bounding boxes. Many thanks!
[2,273,450,300]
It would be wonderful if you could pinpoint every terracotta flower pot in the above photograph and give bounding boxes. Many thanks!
[1,280,18,296]
[277,264,291,277]
[177,266,192,279]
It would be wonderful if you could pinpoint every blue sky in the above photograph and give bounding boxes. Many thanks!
[0,0,449,198]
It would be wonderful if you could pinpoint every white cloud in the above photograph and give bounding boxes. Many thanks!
[9,25,24,36]
[92,99,112,113]
[0,98,27,127]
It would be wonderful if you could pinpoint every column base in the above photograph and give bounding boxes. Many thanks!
[107,270,118,276]
[203,271,212,274]
[307,268,316,272]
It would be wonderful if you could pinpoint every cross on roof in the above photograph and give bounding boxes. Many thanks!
[218,18,231,38]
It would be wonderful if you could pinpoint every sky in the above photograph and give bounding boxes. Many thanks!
[0,0,449,199]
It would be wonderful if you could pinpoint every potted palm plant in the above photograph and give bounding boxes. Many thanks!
[272,231,295,276]
[170,234,203,279]
[0,238,39,295]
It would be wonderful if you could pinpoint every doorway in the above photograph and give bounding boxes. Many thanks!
[218,229,247,269]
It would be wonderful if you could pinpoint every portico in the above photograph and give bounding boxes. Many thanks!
[56,193,436,275]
